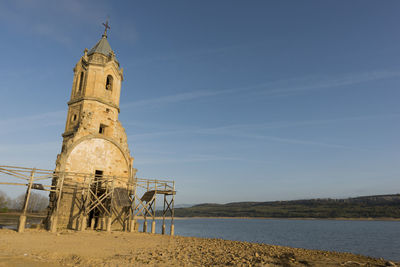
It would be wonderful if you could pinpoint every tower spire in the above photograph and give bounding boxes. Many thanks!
[102,19,110,38]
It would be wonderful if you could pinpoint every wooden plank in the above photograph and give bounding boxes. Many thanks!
[0,182,28,186]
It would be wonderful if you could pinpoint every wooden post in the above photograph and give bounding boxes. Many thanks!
[143,220,147,233]
[151,220,156,234]
[143,179,149,233]
[151,180,157,234]
[79,214,87,231]
[90,218,95,230]
[162,224,166,235]
[130,219,136,233]
[106,217,112,232]
[106,177,115,232]
[101,216,106,230]
[79,176,90,231]
[130,179,137,232]
[170,181,175,236]
[130,183,137,232]
[50,172,65,233]
[162,185,166,235]
[18,168,35,233]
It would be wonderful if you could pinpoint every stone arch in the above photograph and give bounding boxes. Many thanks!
[77,72,84,93]
[60,135,131,178]
[105,75,113,91]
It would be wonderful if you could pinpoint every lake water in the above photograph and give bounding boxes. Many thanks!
[142,218,400,261]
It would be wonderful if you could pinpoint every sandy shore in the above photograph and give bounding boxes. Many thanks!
[0,229,397,267]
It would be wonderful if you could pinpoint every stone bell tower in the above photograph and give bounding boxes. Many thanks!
[48,22,135,229]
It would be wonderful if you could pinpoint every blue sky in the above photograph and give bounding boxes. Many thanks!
[0,0,399,204]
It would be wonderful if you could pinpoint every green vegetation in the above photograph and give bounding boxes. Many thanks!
[0,191,9,213]
[0,190,48,213]
[174,194,400,218]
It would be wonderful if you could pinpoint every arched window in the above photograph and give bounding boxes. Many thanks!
[106,75,113,91]
[71,114,77,122]
[77,72,84,93]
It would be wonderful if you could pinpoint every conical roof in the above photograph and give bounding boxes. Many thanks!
[88,35,113,56]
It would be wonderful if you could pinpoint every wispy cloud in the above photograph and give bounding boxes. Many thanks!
[259,70,400,97]
[135,154,249,165]
[0,141,60,153]
[129,130,192,139]
[132,130,356,150]
[129,113,400,138]
[121,70,400,109]
[197,113,400,132]
[120,87,245,109]
[129,113,400,150]
[0,110,65,135]
[0,0,111,45]
[130,41,268,67]
[223,132,357,150]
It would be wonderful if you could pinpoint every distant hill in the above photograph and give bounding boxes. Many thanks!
[173,194,400,218]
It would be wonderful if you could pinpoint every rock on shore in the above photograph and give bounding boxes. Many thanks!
[0,229,396,266]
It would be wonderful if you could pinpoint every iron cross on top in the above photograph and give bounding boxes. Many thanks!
[102,20,110,37]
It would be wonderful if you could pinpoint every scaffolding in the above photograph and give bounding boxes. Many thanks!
[0,165,176,234]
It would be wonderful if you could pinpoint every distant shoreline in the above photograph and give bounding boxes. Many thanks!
[2,216,399,226]
[172,194,400,219]
[2,213,399,222]
[171,216,400,221]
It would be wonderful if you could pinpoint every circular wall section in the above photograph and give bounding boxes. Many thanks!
[64,137,129,179]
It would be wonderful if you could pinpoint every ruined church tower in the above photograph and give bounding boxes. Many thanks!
[49,24,135,229]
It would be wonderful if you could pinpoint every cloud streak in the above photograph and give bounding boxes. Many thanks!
[129,40,269,67]
[132,130,356,150]
[0,0,111,45]
[128,113,400,150]
[129,113,400,138]
[2,68,398,148]
[197,113,400,132]
[135,154,250,165]
[259,70,400,97]
[0,141,60,153]
[120,90,230,109]
[0,110,65,135]
[121,70,400,109]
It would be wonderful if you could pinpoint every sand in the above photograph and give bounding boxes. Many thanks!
[0,229,397,267]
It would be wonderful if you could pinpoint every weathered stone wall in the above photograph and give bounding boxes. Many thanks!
[47,36,135,231]
[55,182,84,229]
[83,63,122,106]
[65,138,129,180]
[70,53,123,109]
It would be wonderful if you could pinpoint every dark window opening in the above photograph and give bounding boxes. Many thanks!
[99,124,107,134]
[94,169,103,190]
[72,114,77,122]
[95,170,103,179]
[78,72,84,92]
[105,75,113,91]
[94,170,103,190]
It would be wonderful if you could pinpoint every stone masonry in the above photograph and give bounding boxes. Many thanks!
[46,28,136,230]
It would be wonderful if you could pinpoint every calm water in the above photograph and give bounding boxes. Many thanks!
[142,218,400,261]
